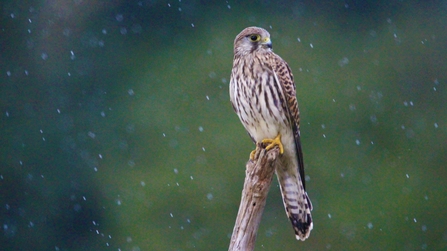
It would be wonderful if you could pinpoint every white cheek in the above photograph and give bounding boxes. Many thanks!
[242,43,252,51]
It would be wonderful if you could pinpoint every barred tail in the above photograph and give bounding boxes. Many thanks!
[276,167,313,241]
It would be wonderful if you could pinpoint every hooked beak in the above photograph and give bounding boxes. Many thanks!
[262,37,272,49]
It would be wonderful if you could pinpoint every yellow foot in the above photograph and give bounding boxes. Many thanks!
[250,149,257,160]
[262,134,284,154]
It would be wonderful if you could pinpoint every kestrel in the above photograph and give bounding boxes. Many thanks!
[229,27,313,240]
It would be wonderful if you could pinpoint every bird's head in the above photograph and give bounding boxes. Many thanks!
[233,27,272,55]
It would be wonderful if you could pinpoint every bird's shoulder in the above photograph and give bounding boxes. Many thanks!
[268,53,295,88]
[268,52,300,127]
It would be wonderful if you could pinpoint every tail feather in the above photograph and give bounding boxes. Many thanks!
[276,168,313,240]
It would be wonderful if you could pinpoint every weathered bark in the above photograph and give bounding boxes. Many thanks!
[228,143,280,251]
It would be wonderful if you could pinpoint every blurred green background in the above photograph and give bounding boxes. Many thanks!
[1,0,446,250]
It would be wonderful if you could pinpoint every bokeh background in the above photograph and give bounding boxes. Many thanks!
[1,0,447,250]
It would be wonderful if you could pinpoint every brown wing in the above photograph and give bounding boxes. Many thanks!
[271,54,306,190]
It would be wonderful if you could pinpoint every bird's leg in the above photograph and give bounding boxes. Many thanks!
[261,134,284,154]
[249,134,284,160]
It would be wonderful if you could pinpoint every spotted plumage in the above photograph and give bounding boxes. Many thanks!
[229,27,313,240]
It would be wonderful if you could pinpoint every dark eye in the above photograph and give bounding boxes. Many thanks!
[249,34,261,42]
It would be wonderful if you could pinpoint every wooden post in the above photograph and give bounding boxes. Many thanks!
[228,143,280,251]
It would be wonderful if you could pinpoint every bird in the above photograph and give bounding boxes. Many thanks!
[229,27,313,240]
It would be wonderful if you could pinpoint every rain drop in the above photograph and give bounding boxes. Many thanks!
[206,193,213,200]
[115,14,124,22]
[338,57,349,67]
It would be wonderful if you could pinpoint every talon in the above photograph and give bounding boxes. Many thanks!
[262,134,284,154]
[250,149,256,160]
[250,144,263,160]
